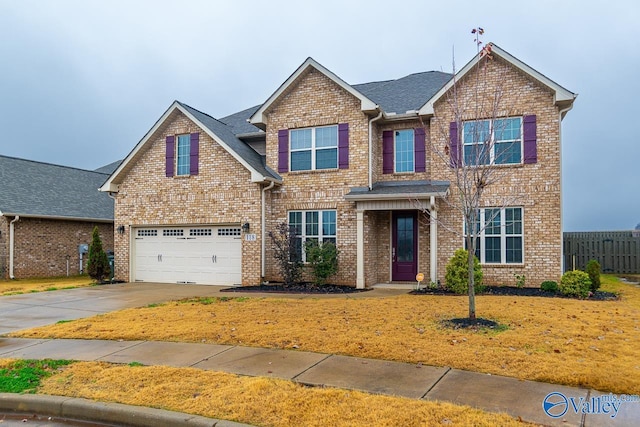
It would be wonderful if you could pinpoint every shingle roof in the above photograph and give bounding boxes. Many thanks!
[354,71,453,114]
[0,155,114,220]
[220,105,263,136]
[94,160,122,174]
[177,102,280,181]
[345,180,450,200]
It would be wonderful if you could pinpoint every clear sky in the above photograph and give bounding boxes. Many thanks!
[1,0,638,232]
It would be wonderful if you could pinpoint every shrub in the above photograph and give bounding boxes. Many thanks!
[269,222,303,286]
[540,280,558,293]
[87,226,111,282]
[445,249,483,294]
[585,259,601,292]
[514,273,526,288]
[305,240,339,285]
[559,270,592,298]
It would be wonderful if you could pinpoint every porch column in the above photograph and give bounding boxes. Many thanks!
[430,197,438,284]
[356,209,365,289]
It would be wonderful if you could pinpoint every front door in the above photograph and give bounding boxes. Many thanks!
[392,211,418,281]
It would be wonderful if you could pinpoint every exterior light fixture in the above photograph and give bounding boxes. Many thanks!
[241,222,250,232]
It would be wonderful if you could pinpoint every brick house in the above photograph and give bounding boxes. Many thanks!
[101,44,576,287]
[0,156,115,279]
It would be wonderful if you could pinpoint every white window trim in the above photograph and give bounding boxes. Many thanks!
[290,125,338,171]
[176,134,191,176]
[394,129,415,173]
[289,210,337,262]
[465,207,524,265]
[462,117,523,166]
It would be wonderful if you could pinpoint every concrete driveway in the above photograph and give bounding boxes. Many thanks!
[0,283,227,335]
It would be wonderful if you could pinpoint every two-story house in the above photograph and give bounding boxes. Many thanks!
[100,43,576,288]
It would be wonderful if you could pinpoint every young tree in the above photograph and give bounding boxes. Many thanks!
[87,226,111,282]
[269,222,303,286]
[423,28,522,319]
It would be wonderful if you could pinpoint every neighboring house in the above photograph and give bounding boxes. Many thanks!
[0,156,115,279]
[101,43,576,287]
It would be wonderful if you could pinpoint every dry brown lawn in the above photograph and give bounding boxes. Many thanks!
[11,276,640,395]
[0,275,94,295]
[33,360,526,427]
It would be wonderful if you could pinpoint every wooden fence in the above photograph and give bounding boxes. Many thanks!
[563,230,640,274]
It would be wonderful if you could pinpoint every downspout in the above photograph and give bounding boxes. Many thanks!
[261,179,276,281]
[368,111,383,189]
[558,103,574,275]
[9,216,19,279]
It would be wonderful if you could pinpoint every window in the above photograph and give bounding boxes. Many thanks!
[163,229,184,237]
[463,117,522,166]
[289,210,337,261]
[290,126,338,171]
[465,207,523,264]
[218,228,242,236]
[176,134,191,175]
[190,228,212,236]
[394,129,414,173]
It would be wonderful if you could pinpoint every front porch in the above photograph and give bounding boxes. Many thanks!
[345,180,450,289]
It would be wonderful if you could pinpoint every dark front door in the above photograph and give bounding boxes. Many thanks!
[392,211,418,281]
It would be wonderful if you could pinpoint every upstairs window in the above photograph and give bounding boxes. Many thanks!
[176,134,191,175]
[290,125,338,171]
[165,133,199,177]
[394,129,415,173]
[463,117,522,166]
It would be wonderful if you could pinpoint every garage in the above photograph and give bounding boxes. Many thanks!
[132,226,242,285]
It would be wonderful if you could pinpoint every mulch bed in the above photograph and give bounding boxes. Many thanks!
[441,317,502,330]
[220,282,372,294]
[411,285,619,301]
[221,282,618,300]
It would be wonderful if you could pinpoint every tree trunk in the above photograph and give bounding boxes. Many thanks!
[468,246,476,320]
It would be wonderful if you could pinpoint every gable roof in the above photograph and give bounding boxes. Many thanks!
[250,57,379,127]
[418,43,577,116]
[0,155,113,221]
[100,101,281,193]
[229,70,452,132]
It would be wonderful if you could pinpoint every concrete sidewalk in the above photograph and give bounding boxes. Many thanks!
[0,337,637,427]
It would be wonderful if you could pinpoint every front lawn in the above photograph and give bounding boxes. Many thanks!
[0,275,95,296]
[31,361,525,427]
[11,275,640,395]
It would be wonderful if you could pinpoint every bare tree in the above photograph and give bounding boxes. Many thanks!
[422,29,524,320]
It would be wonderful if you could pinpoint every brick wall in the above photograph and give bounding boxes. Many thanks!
[430,56,563,286]
[8,217,113,279]
[263,68,370,285]
[113,109,263,285]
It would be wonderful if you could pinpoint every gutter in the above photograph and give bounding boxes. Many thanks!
[1,213,113,223]
[261,179,276,280]
[9,216,19,279]
[368,111,383,189]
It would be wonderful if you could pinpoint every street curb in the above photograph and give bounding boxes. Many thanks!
[0,393,252,426]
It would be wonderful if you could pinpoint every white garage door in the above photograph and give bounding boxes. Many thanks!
[133,226,242,285]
